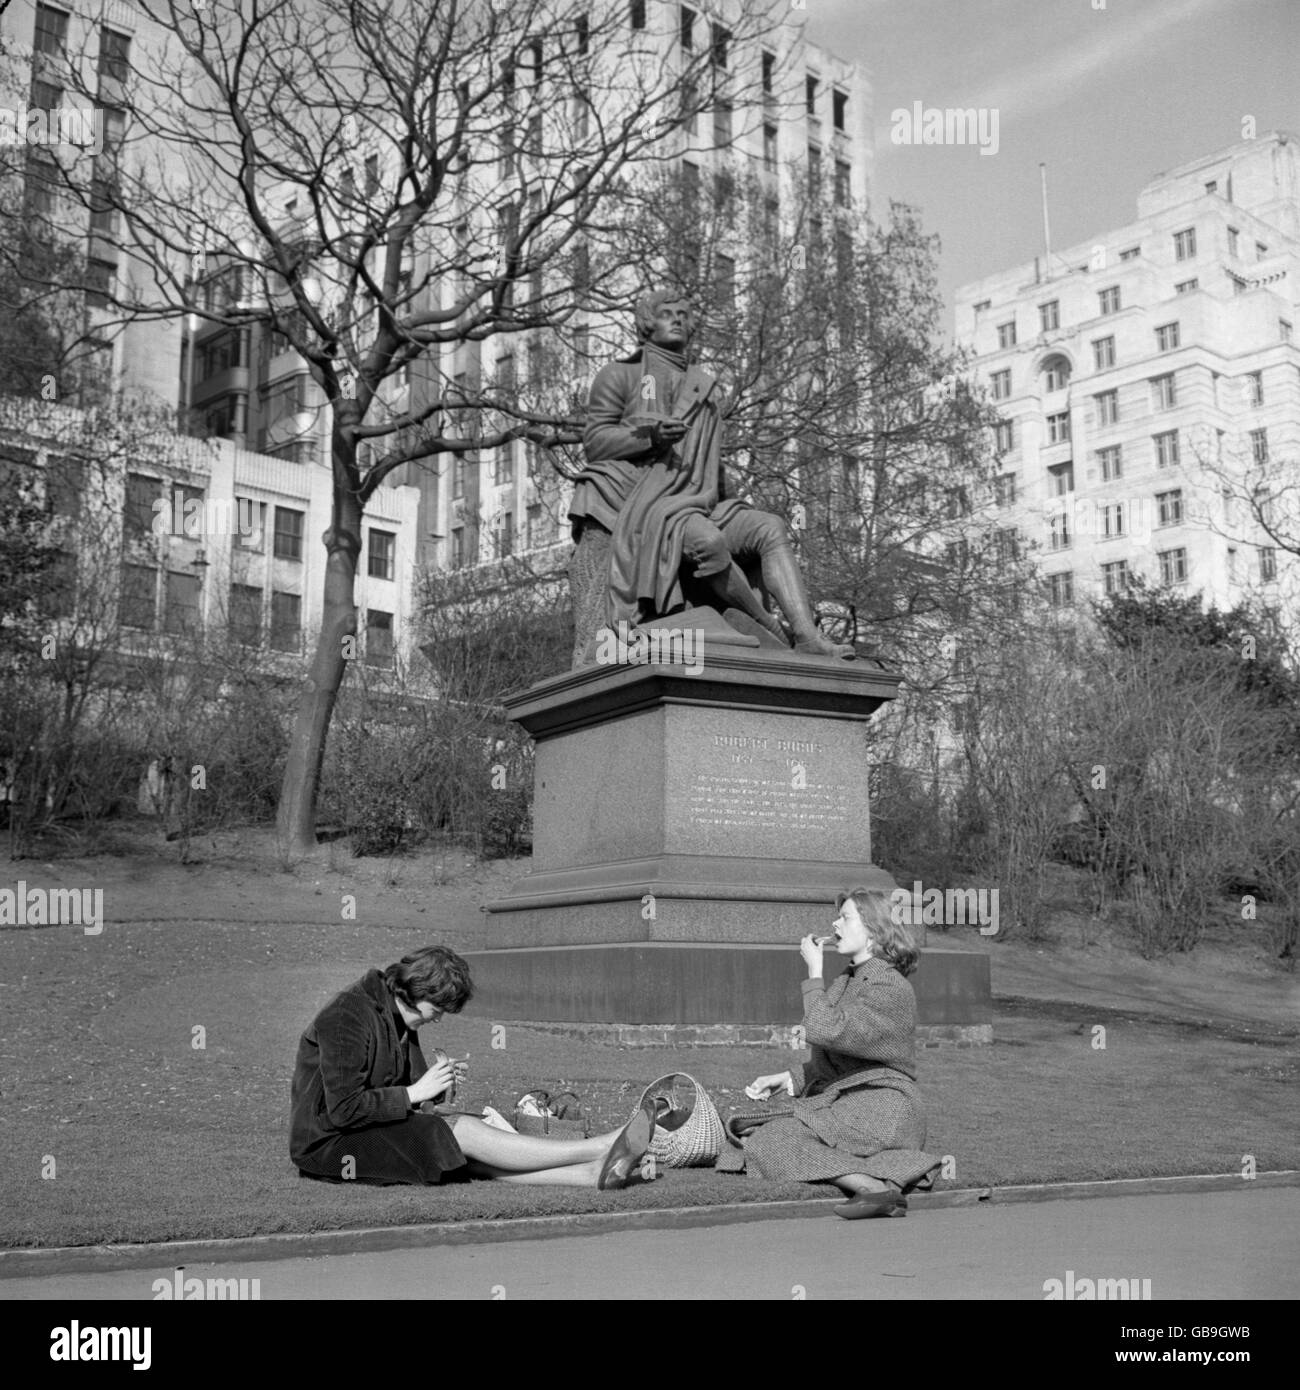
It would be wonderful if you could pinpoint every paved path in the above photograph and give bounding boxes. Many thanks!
[3,1187,1296,1300]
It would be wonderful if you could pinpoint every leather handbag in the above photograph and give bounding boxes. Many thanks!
[638,1073,726,1168]
[512,1090,590,1139]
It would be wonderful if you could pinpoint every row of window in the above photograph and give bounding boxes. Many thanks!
[122,475,398,576]
[447,503,560,567]
[1046,545,1276,607]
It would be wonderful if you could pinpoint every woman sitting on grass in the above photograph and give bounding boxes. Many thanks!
[290,945,654,1189]
[717,888,942,1219]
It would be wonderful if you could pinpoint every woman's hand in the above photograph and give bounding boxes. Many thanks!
[747,1071,795,1100]
[799,932,825,978]
[407,1059,456,1106]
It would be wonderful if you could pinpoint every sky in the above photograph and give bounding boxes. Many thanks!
[803,0,1300,336]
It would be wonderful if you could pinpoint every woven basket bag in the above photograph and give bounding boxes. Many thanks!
[638,1072,726,1168]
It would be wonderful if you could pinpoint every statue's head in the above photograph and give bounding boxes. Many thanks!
[633,290,693,351]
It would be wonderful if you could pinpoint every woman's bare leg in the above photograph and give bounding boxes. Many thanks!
[462,1157,606,1187]
[833,1174,892,1196]
[449,1116,623,1171]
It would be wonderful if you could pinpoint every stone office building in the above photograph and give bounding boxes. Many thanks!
[955,132,1300,621]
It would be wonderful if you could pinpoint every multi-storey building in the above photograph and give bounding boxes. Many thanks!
[0,0,422,666]
[407,0,873,587]
[955,132,1299,618]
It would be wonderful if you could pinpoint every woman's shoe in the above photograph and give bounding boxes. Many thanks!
[835,1188,908,1220]
[597,1099,657,1190]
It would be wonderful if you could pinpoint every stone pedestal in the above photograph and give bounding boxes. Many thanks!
[477,636,992,1042]
[483,642,901,946]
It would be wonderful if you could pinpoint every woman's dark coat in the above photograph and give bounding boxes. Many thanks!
[289,969,464,1185]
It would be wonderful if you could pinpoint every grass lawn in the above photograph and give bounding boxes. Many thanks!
[3,891,1298,1248]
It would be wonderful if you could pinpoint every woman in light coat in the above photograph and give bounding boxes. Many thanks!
[717,888,942,1218]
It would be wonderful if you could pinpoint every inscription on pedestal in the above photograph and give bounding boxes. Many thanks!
[688,735,849,834]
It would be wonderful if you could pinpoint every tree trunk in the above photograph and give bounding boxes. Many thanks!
[276,484,362,856]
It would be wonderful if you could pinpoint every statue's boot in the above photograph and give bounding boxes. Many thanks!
[705,561,791,646]
[760,544,856,660]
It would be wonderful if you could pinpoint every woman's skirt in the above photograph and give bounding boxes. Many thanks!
[294,1112,467,1186]
[716,1074,941,1189]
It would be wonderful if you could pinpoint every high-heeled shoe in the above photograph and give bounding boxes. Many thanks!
[834,1188,908,1220]
[596,1098,657,1190]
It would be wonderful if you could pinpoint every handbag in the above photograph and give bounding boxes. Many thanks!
[512,1090,590,1139]
[638,1073,726,1168]
[724,1106,796,1147]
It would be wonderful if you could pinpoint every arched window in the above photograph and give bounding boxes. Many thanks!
[1042,355,1071,393]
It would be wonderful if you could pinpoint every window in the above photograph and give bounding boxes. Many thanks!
[762,123,777,170]
[1039,300,1059,332]
[124,472,160,538]
[944,486,971,520]
[995,528,1019,564]
[832,89,847,131]
[171,483,205,538]
[1097,445,1123,482]
[713,253,735,310]
[236,499,265,551]
[199,331,249,381]
[1046,411,1071,444]
[1119,246,1141,262]
[494,512,515,559]
[1227,227,1239,258]
[89,176,118,235]
[1048,512,1071,551]
[34,4,69,58]
[990,369,1010,401]
[992,471,1018,506]
[1098,286,1121,316]
[710,22,729,68]
[262,371,309,419]
[1044,359,1070,392]
[1093,336,1115,370]
[1226,547,1239,583]
[1094,390,1119,426]
[85,257,116,308]
[1205,180,1217,195]
[98,28,130,84]
[526,503,543,548]
[164,571,202,634]
[1280,319,1293,343]
[120,563,156,629]
[30,78,62,112]
[46,455,84,519]
[270,591,302,651]
[834,160,851,208]
[1156,489,1183,527]
[761,51,775,95]
[493,441,514,486]
[680,6,695,49]
[1155,322,1180,353]
[1158,547,1188,584]
[1154,430,1180,468]
[973,299,991,316]
[368,528,395,581]
[1101,560,1130,595]
[1151,373,1177,410]
[630,0,646,29]
[1255,241,1268,260]
[807,145,821,194]
[1247,371,1264,406]
[1047,571,1074,608]
[1048,460,1074,495]
[1174,278,1199,295]
[805,74,818,116]
[713,100,732,146]
[230,584,262,645]
[1259,547,1277,582]
[997,321,1017,350]
[452,456,466,500]
[1173,228,1197,261]
[1099,502,1124,538]
[994,422,1014,456]
[273,506,304,561]
[1250,428,1269,465]
[365,610,394,667]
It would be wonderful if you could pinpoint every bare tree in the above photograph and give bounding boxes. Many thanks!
[10,0,784,853]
